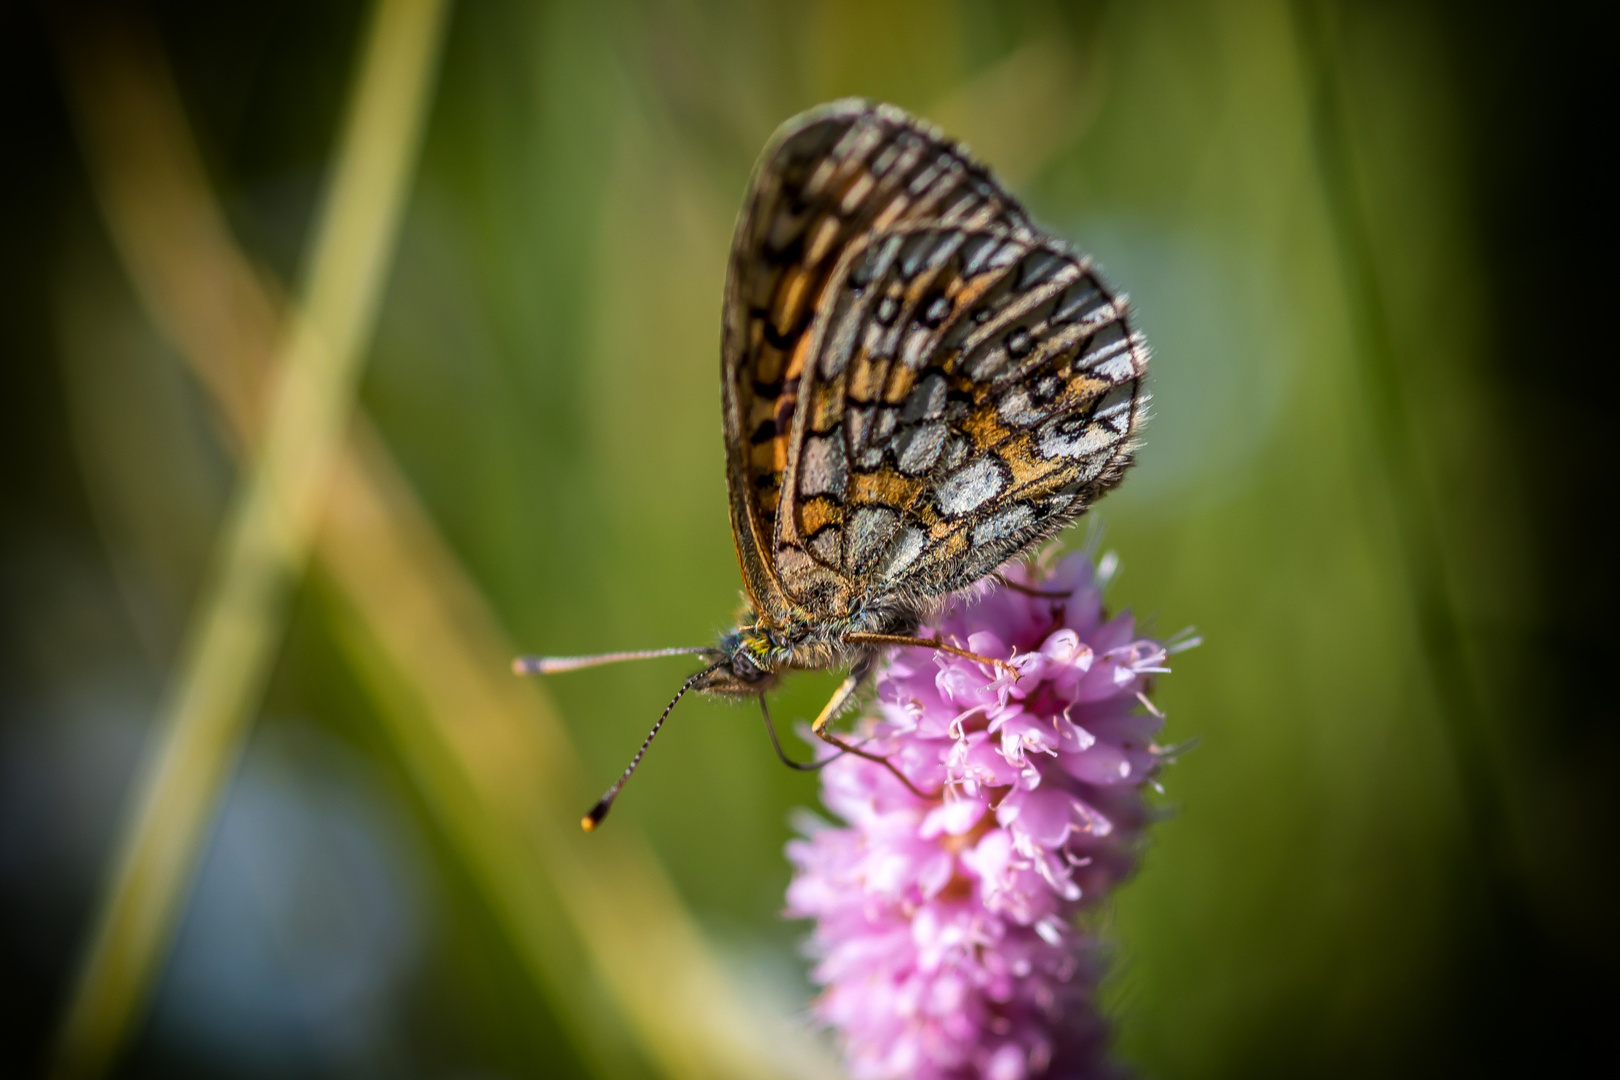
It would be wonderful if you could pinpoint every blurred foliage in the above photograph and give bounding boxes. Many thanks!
[1,1,1610,1079]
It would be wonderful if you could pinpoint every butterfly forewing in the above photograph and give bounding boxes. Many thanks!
[772,223,1146,613]
[721,101,1035,619]
[722,99,1147,626]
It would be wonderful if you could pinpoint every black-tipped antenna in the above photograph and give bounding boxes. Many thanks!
[513,646,710,676]
[758,695,844,772]
[581,660,723,831]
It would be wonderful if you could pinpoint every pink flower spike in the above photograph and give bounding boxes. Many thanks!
[785,551,1188,1079]
[922,798,987,839]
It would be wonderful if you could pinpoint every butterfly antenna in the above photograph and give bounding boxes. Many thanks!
[513,646,711,676]
[582,660,723,831]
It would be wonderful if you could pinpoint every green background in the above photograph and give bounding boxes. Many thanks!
[1,1,1609,1077]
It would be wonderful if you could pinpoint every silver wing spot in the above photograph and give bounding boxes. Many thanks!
[800,432,849,498]
[964,340,1009,382]
[987,240,1025,271]
[959,234,998,277]
[901,325,934,369]
[972,503,1035,547]
[936,456,1009,516]
[900,372,947,422]
[871,407,898,446]
[1093,384,1136,433]
[876,527,927,580]
[847,406,881,468]
[1052,276,1108,325]
[895,421,948,475]
[809,527,842,565]
[1015,249,1065,291]
[1074,323,1133,379]
[863,313,901,360]
[1036,414,1116,462]
[997,385,1044,427]
[846,505,900,570]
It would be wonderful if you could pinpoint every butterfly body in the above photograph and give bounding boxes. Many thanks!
[523,99,1150,827]
[694,600,925,697]
[699,101,1147,701]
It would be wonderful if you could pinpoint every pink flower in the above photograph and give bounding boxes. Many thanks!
[786,553,1189,1080]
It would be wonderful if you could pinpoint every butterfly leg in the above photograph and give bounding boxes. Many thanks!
[806,659,869,740]
[808,655,929,798]
[842,632,1020,679]
[759,694,846,771]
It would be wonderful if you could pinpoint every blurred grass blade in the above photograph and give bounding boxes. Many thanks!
[50,2,450,1077]
[57,7,841,1080]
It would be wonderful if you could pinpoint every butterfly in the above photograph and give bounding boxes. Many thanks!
[517,100,1149,829]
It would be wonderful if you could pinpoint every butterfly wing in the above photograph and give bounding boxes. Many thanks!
[773,222,1147,613]
[721,100,1034,621]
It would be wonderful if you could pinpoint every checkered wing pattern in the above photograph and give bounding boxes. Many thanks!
[721,101,1146,621]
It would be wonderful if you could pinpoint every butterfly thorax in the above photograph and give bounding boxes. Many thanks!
[694,604,918,697]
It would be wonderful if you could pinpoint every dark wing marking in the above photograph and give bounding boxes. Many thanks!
[720,100,1035,621]
[774,222,1147,613]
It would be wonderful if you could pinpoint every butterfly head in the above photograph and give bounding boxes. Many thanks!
[693,625,781,696]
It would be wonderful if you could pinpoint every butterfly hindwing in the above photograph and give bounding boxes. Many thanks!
[721,100,1035,619]
[773,223,1147,612]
